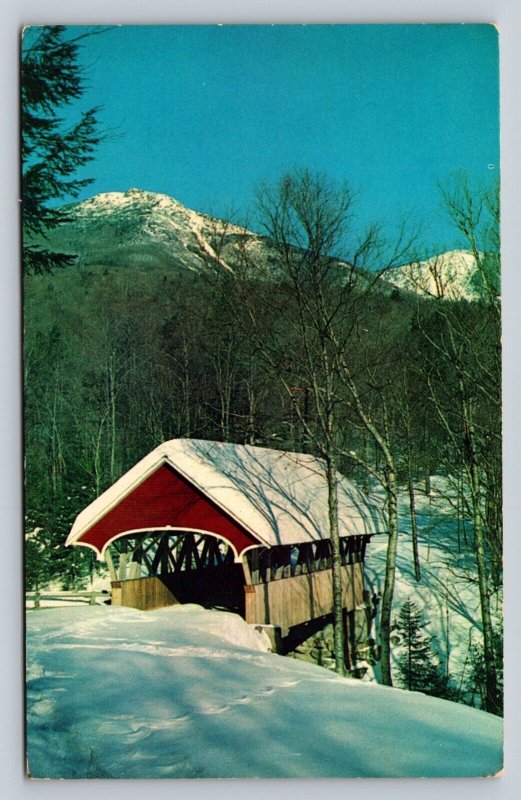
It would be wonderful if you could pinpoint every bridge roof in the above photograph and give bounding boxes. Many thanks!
[67,439,384,558]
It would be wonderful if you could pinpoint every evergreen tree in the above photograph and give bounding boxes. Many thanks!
[21,26,102,274]
[25,527,50,591]
[466,628,503,716]
[394,598,445,695]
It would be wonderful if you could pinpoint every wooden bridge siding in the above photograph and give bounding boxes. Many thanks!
[244,562,363,635]
[111,576,179,611]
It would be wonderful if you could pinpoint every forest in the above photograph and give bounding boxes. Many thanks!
[24,170,501,712]
[22,27,502,719]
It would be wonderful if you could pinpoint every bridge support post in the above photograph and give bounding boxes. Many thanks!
[251,623,282,653]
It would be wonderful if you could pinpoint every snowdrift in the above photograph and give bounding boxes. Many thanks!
[26,604,502,779]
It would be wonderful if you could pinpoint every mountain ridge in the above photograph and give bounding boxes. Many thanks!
[32,188,485,300]
[52,187,260,273]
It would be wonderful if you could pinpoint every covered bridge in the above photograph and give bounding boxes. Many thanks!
[67,439,383,648]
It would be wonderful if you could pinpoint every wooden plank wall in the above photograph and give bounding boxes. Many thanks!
[244,563,364,635]
[111,577,179,611]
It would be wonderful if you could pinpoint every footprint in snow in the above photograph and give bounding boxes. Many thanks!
[198,704,230,716]
[147,716,191,730]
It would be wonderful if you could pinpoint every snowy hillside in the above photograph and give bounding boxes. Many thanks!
[364,477,503,696]
[26,603,502,779]
[386,250,479,301]
[29,188,269,273]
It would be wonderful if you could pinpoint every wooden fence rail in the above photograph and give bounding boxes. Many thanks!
[26,591,111,609]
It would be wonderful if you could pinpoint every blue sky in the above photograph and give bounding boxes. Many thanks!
[38,24,499,255]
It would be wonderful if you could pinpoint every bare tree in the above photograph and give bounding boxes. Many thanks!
[246,170,359,674]
[227,169,415,680]
[439,174,500,306]
[414,175,501,713]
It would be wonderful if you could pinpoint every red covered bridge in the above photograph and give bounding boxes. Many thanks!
[67,440,383,648]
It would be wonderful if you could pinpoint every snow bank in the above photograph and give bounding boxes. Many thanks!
[26,604,502,779]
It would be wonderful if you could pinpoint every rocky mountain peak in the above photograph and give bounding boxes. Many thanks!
[46,189,257,273]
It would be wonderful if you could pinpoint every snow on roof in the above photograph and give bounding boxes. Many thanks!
[67,439,384,549]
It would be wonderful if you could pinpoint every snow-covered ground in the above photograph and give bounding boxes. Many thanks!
[26,603,502,779]
[364,476,502,692]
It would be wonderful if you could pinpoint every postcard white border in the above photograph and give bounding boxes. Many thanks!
[2,1,519,799]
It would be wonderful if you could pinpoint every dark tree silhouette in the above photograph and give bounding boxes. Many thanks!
[21,26,102,274]
[395,598,444,695]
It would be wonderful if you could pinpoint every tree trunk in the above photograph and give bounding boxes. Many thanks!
[407,471,421,582]
[471,485,498,712]
[407,611,413,690]
[108,352,117,483]
[465,411,499,713]
[379,468,398,686]
[338,368,400,687]
[326,453,346,675]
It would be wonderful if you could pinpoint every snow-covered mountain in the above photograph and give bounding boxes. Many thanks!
[37,188,269,273]
[385,250,481,301]
[35,189,497,303]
